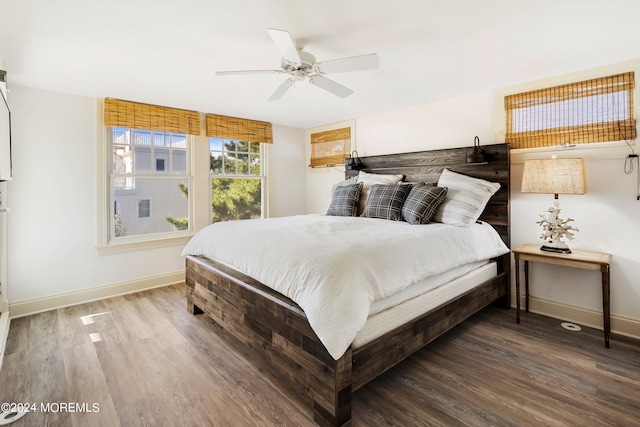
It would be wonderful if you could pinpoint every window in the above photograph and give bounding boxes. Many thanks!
[209,138,264,222]
[109,127,190,238]
[309,126,351,167]
[206,114,271,223]
[137,198,151,219]
[505,72,636,149]
[103,98,199,243]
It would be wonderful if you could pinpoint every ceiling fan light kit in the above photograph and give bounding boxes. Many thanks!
[216,28,379,101]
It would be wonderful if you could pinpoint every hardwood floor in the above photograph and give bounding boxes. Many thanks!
[1,283,638,426]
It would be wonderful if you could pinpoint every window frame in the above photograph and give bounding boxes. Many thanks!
[96,101,195,254]
[495,59,640,163]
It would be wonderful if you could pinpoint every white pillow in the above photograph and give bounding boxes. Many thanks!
[432,168,500,227]
[356,170,404,186]
[356,171,404,215]
[330,176,358,198]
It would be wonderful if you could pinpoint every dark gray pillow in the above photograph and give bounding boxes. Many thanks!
[360,183,411,221]
[326,182,363,216]
[402,186,448,224]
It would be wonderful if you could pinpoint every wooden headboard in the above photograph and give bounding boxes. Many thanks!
[345,143,510,247]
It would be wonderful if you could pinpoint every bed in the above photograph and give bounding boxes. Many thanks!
[183,143,510,426]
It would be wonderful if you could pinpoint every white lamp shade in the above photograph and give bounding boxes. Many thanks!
[521,158,586,195]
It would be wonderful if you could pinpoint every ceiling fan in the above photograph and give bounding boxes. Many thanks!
[216,29,379,101]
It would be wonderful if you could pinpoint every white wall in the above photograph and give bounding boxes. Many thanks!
[269,125,307,218]
[357,91,495,156]
[6,84,306,305]
[306,89,640,334]
[306,165,344,214]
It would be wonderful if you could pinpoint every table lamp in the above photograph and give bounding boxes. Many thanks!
[521,157,586,253]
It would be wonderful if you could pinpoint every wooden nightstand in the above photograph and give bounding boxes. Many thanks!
[513,244,612,348]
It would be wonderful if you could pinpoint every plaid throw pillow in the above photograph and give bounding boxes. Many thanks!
[356,171,404,216]
[360,183,411,221]
[326,183,363,216]
[401,186,448,224]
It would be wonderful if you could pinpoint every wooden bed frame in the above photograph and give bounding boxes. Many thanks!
[185,143,510,426]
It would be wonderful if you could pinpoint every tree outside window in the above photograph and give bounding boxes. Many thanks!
[209,138,263,223]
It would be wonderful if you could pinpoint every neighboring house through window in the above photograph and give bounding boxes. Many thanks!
[103,98,199,243]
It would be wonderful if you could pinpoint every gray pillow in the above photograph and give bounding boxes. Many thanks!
[402,186,448,224]
[360,183,411,221]
[326,182,363,216]
[356,171,404,216]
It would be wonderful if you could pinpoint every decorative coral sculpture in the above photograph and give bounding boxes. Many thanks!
[536,201,579,253]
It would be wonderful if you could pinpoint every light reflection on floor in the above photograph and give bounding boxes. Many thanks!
[80,312,110,342]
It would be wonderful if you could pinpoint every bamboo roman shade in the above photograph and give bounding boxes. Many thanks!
[309,127,351,168]
[104,98,200,135]
[505,72,636,149]
[206,114,273,144]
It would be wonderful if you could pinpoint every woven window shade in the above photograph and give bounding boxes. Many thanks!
[205,114,273,144]
[310,127,351,168]
[505,72,636,149]
[104,98,200,135]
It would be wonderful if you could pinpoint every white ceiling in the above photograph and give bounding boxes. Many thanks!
[2,0,640,129]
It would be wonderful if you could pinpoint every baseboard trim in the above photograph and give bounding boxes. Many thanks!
[511,292,640,340]
[9,271,185,319]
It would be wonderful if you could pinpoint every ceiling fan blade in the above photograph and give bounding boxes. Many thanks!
[314,53,380,74]
[216,69,283,76]
[309,75,354,98]
[268,79,295,101]
[267,28,301,64]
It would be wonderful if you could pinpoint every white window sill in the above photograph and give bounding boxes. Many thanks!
[510,141,637,164]
[96,234,191,255]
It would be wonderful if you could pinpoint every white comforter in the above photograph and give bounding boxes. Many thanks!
[181,214,509,360]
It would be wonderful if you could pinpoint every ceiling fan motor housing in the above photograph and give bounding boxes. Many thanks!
[282,51,316,74]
